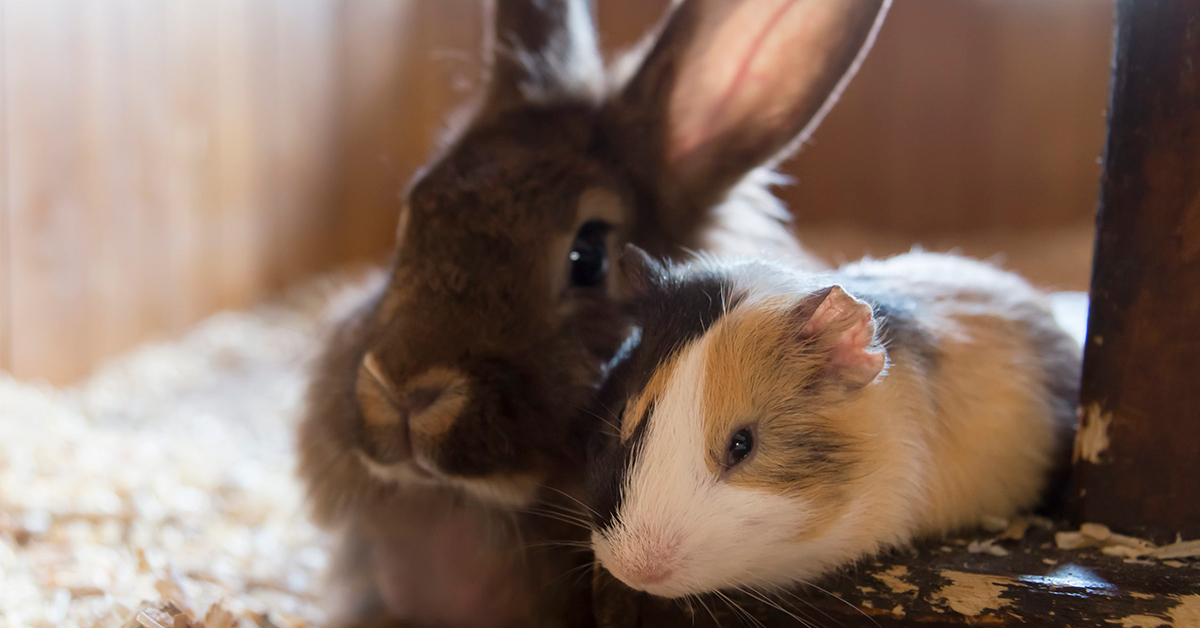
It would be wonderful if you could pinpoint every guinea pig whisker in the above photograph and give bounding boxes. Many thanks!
[758,574,851,628]
[714,590,766,628]
[543,560,596,591]
[530,506,592,527]
[526,499,594,524]
[540,485,602,519]
[690,593,722,627]
[522,540,593,550]
[574,404,621,436]
[732,583,820,628]
[518,507,593,531]
[523,545,593,560]
[714,590,754,628]
[789,577,880,628]
[768,589,843,628]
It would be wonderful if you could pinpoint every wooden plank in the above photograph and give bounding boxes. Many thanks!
[0,1,9,373]
[162,2,223,331]
[330,0,482,269]
[595,527,1200,627]
[784,0,1114,233]
[121,0,175,345]
[77,0,151,365]
[268,0,339,287]
[4,0,95,382]
[1069,0,1200,541]
[328,0,415,270]
[214,0,275,309]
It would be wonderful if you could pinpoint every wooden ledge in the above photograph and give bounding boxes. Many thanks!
[593,525,1200,627]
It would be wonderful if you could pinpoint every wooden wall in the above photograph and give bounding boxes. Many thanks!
[0,0,482,382]
[0,0,1113,383]
[597,0,1115,233]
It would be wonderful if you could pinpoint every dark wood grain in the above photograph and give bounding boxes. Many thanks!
[1069,0,1200,541]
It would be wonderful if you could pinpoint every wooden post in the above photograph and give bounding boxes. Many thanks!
[1070,0,1200,541]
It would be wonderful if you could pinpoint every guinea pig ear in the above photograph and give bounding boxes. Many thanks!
[618,244,668,297]
[611,0,890,216]
[482,0,603,113]
[793,286,886,389]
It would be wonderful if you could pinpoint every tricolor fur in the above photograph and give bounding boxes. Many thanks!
[588,251,1081,597]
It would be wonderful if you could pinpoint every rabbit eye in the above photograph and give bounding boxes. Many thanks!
[569,220,611,288]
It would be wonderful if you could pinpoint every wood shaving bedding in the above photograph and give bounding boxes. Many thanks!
[1,271,380,628]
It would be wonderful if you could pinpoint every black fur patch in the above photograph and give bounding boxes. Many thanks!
[584,260,742,532]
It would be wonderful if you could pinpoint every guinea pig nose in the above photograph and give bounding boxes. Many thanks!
[628,562,675,586]
[602,531,682,591]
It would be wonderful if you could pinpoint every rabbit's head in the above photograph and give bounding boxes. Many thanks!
[300,0,890,519]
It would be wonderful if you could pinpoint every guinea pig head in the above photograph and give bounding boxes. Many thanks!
[300,0,892,520]
[589,257,888,597]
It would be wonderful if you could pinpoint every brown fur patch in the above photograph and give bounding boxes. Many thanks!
[697,297,859,541]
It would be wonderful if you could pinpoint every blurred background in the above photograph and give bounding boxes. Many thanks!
[0,0,1114,384]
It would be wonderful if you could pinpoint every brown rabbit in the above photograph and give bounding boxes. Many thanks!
[297,0,890,626]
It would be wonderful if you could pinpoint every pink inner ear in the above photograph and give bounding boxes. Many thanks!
[828,313,886,387]
[667,0,851,162]
[800,287,885,387]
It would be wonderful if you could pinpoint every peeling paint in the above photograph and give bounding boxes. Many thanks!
[1074,403,1112,463]
[1103,594,1200,627]
[1111,613,1169,627]
[891,604,906,618]
[1169,594,1200,626]
[873,565,918,595]
[935,571,1013,617]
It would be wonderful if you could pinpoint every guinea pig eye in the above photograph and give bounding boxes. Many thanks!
[726,428,754,468]
[569,220,611,288]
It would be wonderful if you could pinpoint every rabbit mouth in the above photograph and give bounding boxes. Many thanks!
[357,451,440,486]
[356,450,542,508]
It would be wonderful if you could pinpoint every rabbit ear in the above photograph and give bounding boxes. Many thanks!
[614,0,890,210]
[483,0,604,112]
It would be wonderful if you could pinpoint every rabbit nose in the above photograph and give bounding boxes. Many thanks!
[404,369,472,444]
[402,386,444,418]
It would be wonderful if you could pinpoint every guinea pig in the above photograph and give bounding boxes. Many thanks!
[587,247,1081,598]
